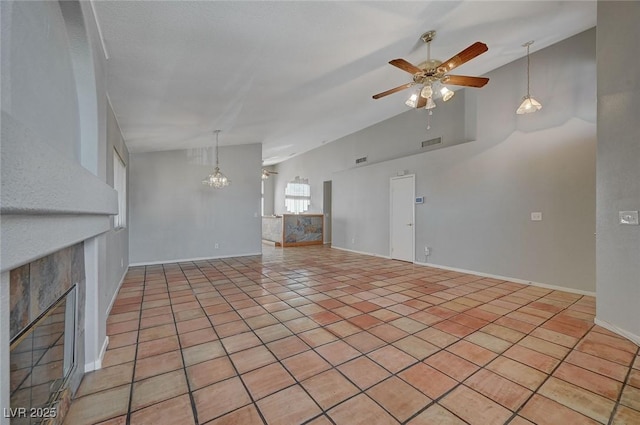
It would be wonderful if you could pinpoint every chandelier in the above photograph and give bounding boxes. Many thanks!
[202,130,230,188]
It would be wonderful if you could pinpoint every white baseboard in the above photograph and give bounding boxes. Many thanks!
[594,317,640,346]
[84,336,109,372]
[413,261,596,297]
[106,268,128,317]
[130,252,263,267]
[331,245,391,259]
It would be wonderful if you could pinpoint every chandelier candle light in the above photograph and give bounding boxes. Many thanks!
[516,40,542,114]
[202,130,230,188]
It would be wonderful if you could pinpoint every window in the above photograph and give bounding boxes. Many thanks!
[113,149,127,229]
[285,176,311,214]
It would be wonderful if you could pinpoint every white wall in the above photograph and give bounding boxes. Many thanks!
[273,29,596,294]
[595,1,640,344]
[129,143,263,264]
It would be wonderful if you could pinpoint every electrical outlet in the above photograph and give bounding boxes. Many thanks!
[424,247,430,256]
[531,212,543,221]
[351,238,355,244]
[214,243,219,249]
[620,211,639,225]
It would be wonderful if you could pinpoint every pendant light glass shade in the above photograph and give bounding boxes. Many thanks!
[420,84,433,98]
[516,41,542,115]
[440,86,454,101]
[517,96,542,114]
[202,130,230,188]
[405,89,420,108]
[424,97,436,110]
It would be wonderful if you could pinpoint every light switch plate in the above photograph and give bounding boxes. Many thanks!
[619,211,639,225]
[531,212,543,221]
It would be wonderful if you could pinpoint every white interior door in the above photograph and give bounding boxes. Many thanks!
[390,175,415,262]
[323,181,332,243]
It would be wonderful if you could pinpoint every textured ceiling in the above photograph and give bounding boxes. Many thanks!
[93,1,596,164]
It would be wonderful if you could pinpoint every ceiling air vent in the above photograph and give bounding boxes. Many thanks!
[421,137,442,148]
[355,156,368,165]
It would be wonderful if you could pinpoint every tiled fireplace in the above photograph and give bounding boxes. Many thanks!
[9,243,86,425]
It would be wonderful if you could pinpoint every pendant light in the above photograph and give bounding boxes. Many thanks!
[516,41,542,114]
[202,130,230,188]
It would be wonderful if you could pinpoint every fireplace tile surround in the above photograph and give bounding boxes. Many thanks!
[9,243,84,341]
[8,242,86,425]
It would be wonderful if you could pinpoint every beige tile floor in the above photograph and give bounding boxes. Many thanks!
[64,245,640,425]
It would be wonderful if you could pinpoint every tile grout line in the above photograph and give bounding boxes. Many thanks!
[195,256,358,424]
[504,294,601,424]
[190,256,525,424]
[196,255,584,424]
[178,260,271,425]
[124,266,148,425]
[204,257,413,425]
[194,257,407,424]
[159,263,200,425]
[606,344,640,425]
[399,279,578,424]
[100,248,625,425]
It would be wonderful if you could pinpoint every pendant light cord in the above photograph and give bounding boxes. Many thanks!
[523,40,534,97]
[526,43,531,97]
[214,130,221,167]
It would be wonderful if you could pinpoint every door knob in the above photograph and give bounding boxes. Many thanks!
[407,223,413,227]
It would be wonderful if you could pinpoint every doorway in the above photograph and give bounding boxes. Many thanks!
[390,175,415,262]
[323,180,332,244]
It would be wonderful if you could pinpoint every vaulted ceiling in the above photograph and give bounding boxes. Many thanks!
[93,1,596,164]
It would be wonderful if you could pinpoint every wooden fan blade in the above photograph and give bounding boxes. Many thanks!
[441,75,489,88]
[416,96,427,109]
[389,59,423,75]
[437,42,488,74]
[372,83,413,99]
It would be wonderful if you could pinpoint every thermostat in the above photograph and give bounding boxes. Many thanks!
[415,197,424,204]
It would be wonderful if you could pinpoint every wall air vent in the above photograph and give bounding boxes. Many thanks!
[421,137,442,148]
[355,156,368,165]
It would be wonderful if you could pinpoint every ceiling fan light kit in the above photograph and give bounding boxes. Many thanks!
[373,29,490,119]
[202,130,230,188]
[516,41,542,114]
[405,90,420,108]
[440,86,454,102]
[261,169,278,180]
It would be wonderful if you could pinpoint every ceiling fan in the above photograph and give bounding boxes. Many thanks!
[373,30,489,109]
[261,169,278,180]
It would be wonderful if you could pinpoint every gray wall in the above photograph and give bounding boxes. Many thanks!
[595,1,640,342]
[262,170,276,216]
[0,1,130,411]
[129,144,263,264]
[274,90,469,215]
[105,104,130,309]
[273,29,596,293]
